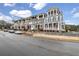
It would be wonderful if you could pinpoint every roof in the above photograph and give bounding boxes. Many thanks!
[48,7,59,11]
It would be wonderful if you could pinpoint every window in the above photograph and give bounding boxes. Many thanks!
[53,17,56,22]
[48,12,50,15]
[53,23,58,28]
[49,23,52,28]
[18,26,20,29]
[48,18,51,22]
[62,25,64,29]
[54,10,56,14]
[45,24,48,28]
[58,16,60,21]
[51,11,53,14]
[22,26,25,28]
[40,25,42,27]
[56,16,58,21]
[23,19,25,21]
[57,10,60,14]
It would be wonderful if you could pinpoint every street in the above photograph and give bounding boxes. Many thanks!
[0,31,79,56]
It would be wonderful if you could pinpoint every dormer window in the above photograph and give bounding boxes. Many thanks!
[51,11,53,14]
[54,10,56,14]
[57,10,60,14]
[48,12,50,15]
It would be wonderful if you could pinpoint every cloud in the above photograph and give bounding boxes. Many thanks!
[29,3,35,7]
[0,13,13,23]
[4,16,13,23]
[65,7,79,25]
[73,13,79,18]
[71,7,79,18]
[71,8,76,14]
[10,10,18,16]
[65,20,77,25]
[10,10,32,18]
[29,3,47,10]
[4,3,16,7]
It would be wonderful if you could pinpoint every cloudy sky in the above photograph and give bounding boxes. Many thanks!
[0,3,79,25]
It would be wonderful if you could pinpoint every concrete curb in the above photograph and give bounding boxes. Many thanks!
[24,32,79,42]
[33,33,79,42]
[24,32,33,36]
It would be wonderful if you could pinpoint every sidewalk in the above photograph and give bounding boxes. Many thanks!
[24,31,79,42]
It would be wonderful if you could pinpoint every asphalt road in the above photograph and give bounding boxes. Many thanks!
[0,31,79,56]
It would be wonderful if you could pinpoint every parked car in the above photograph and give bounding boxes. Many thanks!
[3,29,8,32]
[8,30,15,33]
[14,31,24,34]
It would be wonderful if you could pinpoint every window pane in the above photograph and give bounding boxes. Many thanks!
[53,23,58,28]
[49,23,52,28]
[54,10,56,14]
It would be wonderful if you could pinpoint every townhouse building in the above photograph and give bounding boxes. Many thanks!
[12,7,65,32]
[36,13,47,31]
[44,8,65,32]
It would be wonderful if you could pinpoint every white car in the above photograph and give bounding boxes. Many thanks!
[8,30,15,33]
[15,31,24,34]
